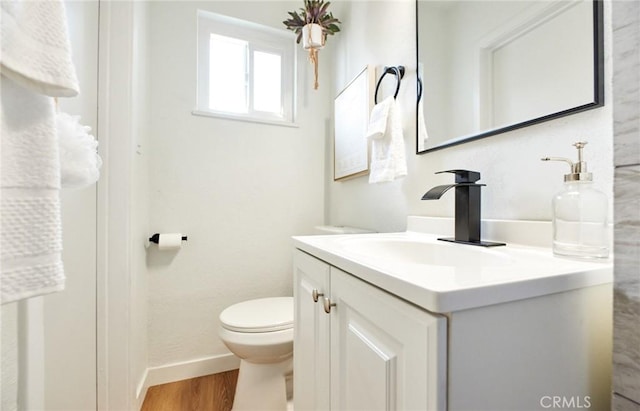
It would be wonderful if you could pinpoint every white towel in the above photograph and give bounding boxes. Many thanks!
[417,93,429,152]
[1,1,79,97]
[416,64,429,152]
[366,96,392,141]
[0,0,78,304]
[1,78,65,304]
[366,96,407,183]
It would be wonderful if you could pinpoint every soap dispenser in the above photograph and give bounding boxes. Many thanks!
[541,142,609,259]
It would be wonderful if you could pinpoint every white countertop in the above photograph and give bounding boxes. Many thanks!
[293,217,613,313]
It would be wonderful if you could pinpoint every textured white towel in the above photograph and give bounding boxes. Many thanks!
[366,96,407,183]
[1,78,65,304]
[1,0,79,97]
[0,0,77,304]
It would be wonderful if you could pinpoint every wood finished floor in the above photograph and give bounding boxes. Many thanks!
[141,370,239,411]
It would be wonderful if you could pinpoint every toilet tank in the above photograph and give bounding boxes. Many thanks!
[312,225,374,235]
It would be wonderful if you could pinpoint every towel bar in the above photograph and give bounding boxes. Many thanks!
[374,65,405,104]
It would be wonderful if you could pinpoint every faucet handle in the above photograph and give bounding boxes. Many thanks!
[435,169,481,183]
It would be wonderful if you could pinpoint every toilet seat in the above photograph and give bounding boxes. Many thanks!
[220,297,293,333]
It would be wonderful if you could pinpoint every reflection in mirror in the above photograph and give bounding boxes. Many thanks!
[416,0,603,154]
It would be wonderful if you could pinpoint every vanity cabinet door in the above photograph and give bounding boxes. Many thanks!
[329,267,447,411]
[293,250,331,411]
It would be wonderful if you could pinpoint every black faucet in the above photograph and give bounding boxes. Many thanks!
[421,170,505,247]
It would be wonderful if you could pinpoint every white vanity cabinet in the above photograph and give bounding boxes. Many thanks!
[293,250,447,411]
[293,236,613,410]
[293,249,331,411]
[293,219,613,410]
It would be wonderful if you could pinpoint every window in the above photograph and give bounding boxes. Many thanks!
[195,10,296,125]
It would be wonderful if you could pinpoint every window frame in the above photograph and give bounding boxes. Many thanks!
[195,10,297,126]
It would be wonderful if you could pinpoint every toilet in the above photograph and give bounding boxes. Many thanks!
[219,296,294,411]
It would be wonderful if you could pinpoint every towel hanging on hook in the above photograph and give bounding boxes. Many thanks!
[374,66,405,104]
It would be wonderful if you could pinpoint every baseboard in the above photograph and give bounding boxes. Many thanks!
[136,353,240,407]
[135,368,149,411]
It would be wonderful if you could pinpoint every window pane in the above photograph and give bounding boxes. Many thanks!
[253,51,282,115]
[209,34,247,113]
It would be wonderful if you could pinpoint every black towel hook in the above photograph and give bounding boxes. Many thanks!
[374,65,405,104]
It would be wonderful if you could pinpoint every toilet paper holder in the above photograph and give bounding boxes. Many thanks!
[148,233,188,244]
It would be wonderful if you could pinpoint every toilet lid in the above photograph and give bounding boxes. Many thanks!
[220,297,293,333]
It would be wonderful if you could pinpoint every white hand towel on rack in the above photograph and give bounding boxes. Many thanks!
[1,0,78,304]
[366,96,407,183]
[1,78,65,304]
[417,93,429,152]
[1,1,79,97]
[365,95,392,141]
[417,64,429,152]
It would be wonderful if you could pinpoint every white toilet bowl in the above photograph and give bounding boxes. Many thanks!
[219,297,294,411]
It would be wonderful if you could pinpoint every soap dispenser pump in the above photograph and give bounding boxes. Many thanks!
[541,142,609,259]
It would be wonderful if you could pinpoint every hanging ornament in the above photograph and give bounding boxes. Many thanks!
[283,0,341,90]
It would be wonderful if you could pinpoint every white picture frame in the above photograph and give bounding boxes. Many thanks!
[333,66,375,181]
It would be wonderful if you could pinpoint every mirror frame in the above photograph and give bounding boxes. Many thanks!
[416,0,604,154]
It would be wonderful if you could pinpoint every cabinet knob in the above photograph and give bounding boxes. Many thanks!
[323,297,336,314]
[312,289,324,303]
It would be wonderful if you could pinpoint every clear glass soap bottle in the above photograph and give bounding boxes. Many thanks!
[542,142,609,259]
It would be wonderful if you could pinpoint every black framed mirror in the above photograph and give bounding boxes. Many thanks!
[416,0,604,154]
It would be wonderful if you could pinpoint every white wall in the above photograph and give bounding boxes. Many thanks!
[144,1,330,374]
[330,0,417,233]
[329,0,613,235]
[418,3,451,143]
[446,1,535,139]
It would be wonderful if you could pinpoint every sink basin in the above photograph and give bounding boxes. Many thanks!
[336,235,514,267]
[292,217,612,313]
